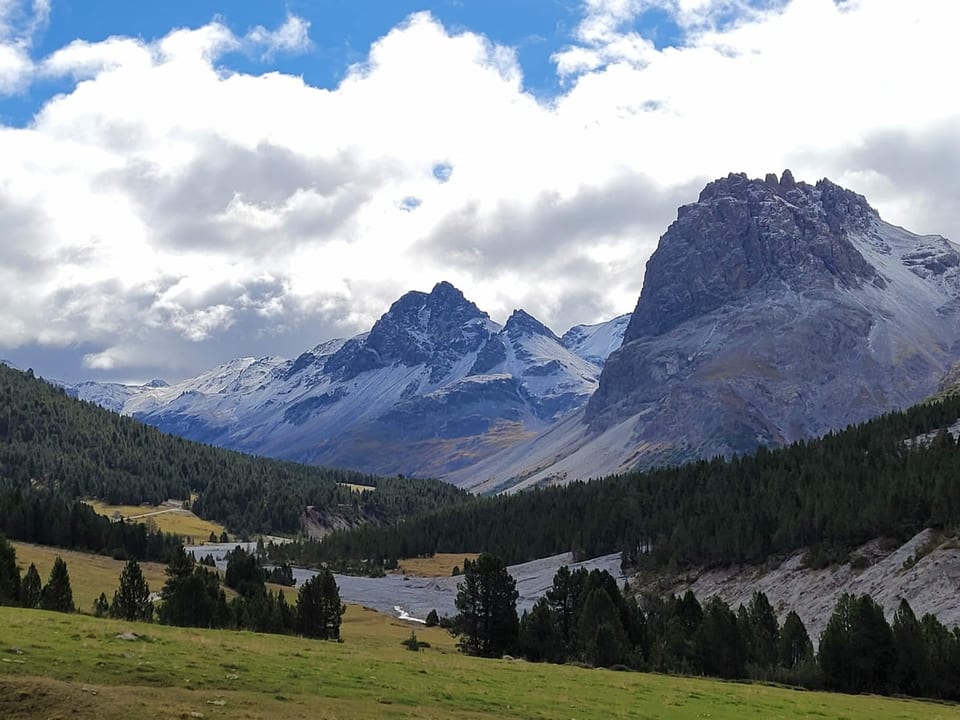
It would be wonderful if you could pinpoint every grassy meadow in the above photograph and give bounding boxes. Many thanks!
[2,605,958,720]
[84,499,227,542]
[4,545,958,719]
[396,552,479,577]
[11,542,170,611]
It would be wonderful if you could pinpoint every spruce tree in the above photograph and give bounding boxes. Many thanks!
[778,611,813,668]
[454,553,519,658]
[746,591,779,668]
[40,556,74,613]
[111,558,153,622]
[0,536,20,606]
[93,592,110,618]
[296,569,344,640]
[892,599,928,696]
[20,563,41,609]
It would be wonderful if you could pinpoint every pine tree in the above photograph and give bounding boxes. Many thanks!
[425,609,440,627]
[296,569,344,640]
[746,591,779,668]
[892,599,927,696]
[819,593,894,694]
[778,611,812,668]
[696,596,746,679]
[20,563,41,609]
[93,592,110,618]
[0,535,20,606]
[578,587,627,668]
[40,556,74,613]
[454,553,519,658]
[111,558,153,622]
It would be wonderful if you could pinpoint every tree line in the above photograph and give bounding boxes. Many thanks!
[0,534,344,641]
[0,479,182,562]
[284,393,960,572]
[0,365,468,538]
[452,553,960,702]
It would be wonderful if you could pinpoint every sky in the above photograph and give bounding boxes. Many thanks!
[0,0,958,383]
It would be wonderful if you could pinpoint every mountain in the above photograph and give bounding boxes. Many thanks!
[72,282,620,477]
[449,171,960,492]
[561,314,630,366]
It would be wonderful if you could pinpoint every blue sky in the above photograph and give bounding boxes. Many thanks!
[2,0,684,126]
[0,0,957,382]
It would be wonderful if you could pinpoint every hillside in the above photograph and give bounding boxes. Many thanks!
[297,393,960,574]
[1,606,956,720]
[0,364,467,537]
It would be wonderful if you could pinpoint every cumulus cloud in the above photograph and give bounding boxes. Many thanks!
[1,1,959,382]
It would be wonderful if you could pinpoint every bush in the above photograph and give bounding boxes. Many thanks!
[402,631,430,651]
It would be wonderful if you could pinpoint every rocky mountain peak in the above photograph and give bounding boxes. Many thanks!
[324,281,494,381]
[503,309,559,341]
[624,171,882,343]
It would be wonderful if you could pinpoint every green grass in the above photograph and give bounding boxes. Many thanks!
[1,606,957,720]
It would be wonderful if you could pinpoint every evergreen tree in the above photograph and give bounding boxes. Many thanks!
[111,558,153,622]
[579,587,627,668]
[224,546,265,598]
[746,591,779,669]
[518,601,564,663]
[454,553,519,658]
[20,563,41,609]
[425,609,440,627]
[296,569,344,640]
[0,535,20,606]
[696,596,746,679]
[778,611,813,669]
[39,556,74,612]
[93,592,110,618]
[158,546,226,628]
[891,599,927,696]
[819,593,894,694]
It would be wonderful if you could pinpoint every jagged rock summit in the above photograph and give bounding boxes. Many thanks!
[450,171,960,492]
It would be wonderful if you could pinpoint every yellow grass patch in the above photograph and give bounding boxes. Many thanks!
[396,553,480,577]
[84,499,226,543]
[10,542,169,612]
[338,482,376,493]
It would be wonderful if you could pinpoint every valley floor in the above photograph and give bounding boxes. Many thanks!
[2,605,959,720]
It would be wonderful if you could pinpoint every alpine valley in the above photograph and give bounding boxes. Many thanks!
[69,171,960,494]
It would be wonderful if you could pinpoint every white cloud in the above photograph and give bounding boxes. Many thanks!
[1,2,959,381]
[245,13,312,60]
[0,0,47,93]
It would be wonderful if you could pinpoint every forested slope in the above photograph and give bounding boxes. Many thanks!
[283,395,960,569]
[0,365,467,537]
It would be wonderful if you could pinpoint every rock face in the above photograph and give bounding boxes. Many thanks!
[448,171,960,492]
[70,282,617,478]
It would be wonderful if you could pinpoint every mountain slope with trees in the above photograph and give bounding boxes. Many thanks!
[283,393,960,573]
[0,364,468,539]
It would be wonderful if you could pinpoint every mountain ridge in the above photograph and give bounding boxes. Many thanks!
[67,282,628,478]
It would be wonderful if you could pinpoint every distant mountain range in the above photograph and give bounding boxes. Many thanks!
[68,170,960,493]
[68,282,628,478]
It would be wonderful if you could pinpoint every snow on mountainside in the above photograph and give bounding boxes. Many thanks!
[70,282,611,478]
[561,314,630,366]
[447,172,960,493]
